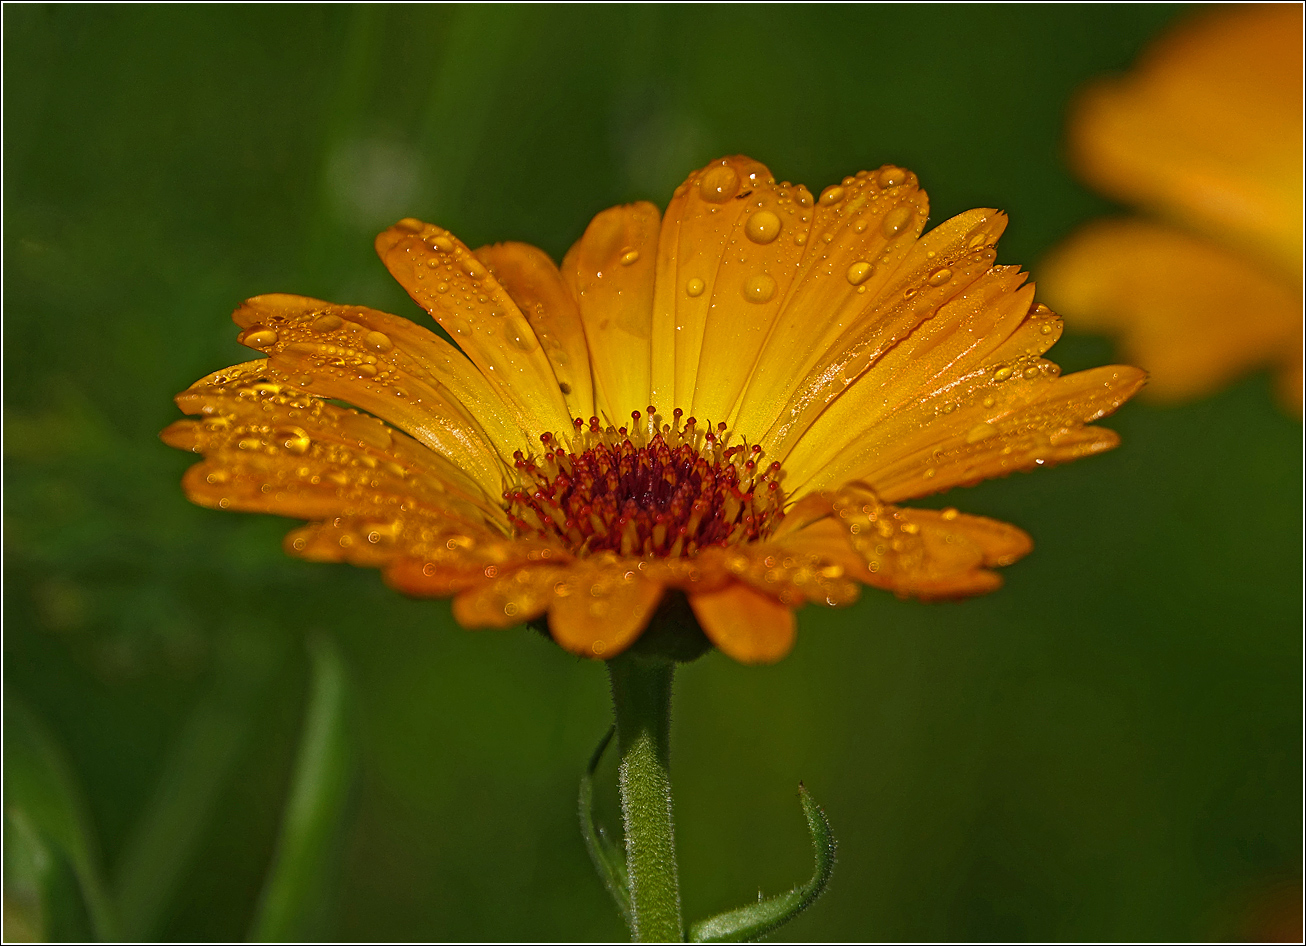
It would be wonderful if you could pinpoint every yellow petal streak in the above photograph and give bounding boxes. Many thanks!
[375,219,573,442]
[690,584,796,664]
[563,201,661,421]
[475,242,597,420]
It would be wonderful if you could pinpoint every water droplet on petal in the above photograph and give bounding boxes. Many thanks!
[278,427,311,455]
[449,317,472,336]
[462,259,486,280]
[881,205,914,238]
[364,330,393,353]
[244,328,278,349]
[357,363,378,378]
[685,277,705,297]
[966,422,997,443]
[819,185,845,206]
[312,314,343,333]
[993,366,1013,382]
[1023,366,1041,379]
[1039,322,1054,335]
[699,164,740,203]
[745,210,781,244]
[879,167,907,187]
[397,218,424,233]
[504,317,539,352]
[927,267,953,287]
[846,261,873,285]
[742,273,777,303]
[432,235,455,252]
[619,248,640,265]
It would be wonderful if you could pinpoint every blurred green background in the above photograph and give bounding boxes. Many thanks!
[4,4,1300,942]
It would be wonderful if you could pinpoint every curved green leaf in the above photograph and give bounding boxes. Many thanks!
[689,784,836,943]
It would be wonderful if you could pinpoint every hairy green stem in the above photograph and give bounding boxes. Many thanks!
[608,652,683,942]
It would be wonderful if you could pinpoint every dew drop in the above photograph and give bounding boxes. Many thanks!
[432,235,454,252]
[742,273,777,303]
[685,277,705,297]
[279,427,311,455]
[879,167,907,187]
[244,328,278,349]
[819,185,845,206]
[927,267,953,287]
[1039,322,1054,335]
[619,248,640,265]
[698,164,740,203]
[357,363,378,378]
[993,366,1013,382]
[449,317,472,336]
[966,422,997,443]
[397,218,425,233]
[745,210,782,244]
[982,396,996,408]
[311,314,343,333]
[794,232,808,246]
[504,317,539,352]
[846,261,873,285]
[968,231,988,248]
[881,205,914,238]
[1023,365,1041,379]
[364,330,393,353]
[462,259,486,280]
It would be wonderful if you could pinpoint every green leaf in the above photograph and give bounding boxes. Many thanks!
[3,695,119,941]
[579,725,633,931]
[688,785,836,943]
[249,635,356,942]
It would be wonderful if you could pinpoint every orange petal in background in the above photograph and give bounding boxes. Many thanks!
[1040,218,1301,411]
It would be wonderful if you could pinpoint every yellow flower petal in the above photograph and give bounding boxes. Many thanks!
[651,157,814,425]
[375,219,574,440]
[562,201,661,421]
[1040,218,1299,408]
[689,583,796,664]
[474,241,596,420]
[548,566,664,658]
[231,294,530,492]
[828,484,1033,599]
[751,206,1009,460]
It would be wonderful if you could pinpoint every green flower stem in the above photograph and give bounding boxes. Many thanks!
[607,651,683,942]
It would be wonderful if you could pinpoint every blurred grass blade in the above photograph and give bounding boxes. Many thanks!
[250,636,356,942]
[3,695,119,941]
[112,628,283,940]
[579,725,632,931]
[689,784,836,943]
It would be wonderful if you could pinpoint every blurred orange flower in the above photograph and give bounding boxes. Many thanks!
[163,156,1142,663]
[1040,3,1303,412]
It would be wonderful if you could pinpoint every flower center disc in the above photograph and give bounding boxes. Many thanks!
[505,408,785,558]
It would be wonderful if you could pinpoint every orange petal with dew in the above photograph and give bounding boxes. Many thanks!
[230,295,520,493]
[547,568,664,659]
[751,206,1009,459]
[475,241,596,420]
[652,158,813,425]
[375,219,574,440]
[690,583,796,664]
[1040,217,1300,409]
[827,484,1032,599]
[451,564,566,629]
[650,156,780,410]
[1068,4,1303,275]
[562,201,660,421]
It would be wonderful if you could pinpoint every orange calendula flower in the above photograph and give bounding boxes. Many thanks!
[162,156,1144,663]
[1040,3,1303,412]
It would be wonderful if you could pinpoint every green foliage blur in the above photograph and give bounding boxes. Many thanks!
[4,4,1300,941]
